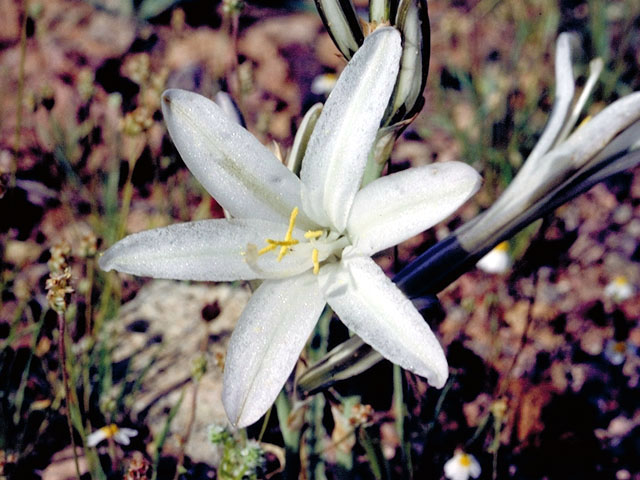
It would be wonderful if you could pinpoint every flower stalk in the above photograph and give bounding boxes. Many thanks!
[46,244,81,480]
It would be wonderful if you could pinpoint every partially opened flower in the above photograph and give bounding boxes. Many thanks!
[99,27,481,427]
[455,32,640,258]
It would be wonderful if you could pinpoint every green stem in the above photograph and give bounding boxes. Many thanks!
[58,311,82,480]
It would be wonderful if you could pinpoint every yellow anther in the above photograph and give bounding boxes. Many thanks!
[305,230,323,239]
[258,243,278,255]
[277,207,299,261]
[267,239,299,246]
[284,207,298,242]
[312,248,319,274]
[459,454,471,467]
[256,207,301,260]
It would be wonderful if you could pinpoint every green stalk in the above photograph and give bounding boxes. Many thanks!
[57,311,82,480]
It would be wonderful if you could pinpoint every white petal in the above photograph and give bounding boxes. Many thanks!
[300,27,402,232]
[559,91,640,169]
[443,457,462,480]
[347,162,481,255]
[113,431,132,446]
[526,32,576,167]
[489,33,576,214]
[99,219,294,281]
[222,274,326,427]
[244,241,315,279]
[318,254,448,387]
[86,429,108,447]
[469,457,482,478]
[162,89,315,228]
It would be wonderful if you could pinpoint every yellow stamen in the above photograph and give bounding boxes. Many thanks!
[277,207,299,261]
[258,243,278,255]
[312,248,319,274]
[305,230,323,239]
[284,207,298,242]
[459,454,471,467]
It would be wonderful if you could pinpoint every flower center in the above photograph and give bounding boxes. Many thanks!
[101,424,119,438]
[459,454,472,467]
[613,341,627,354]
[252,207,348,276]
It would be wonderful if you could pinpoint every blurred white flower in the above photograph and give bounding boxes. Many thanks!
[87,424,137,447]
[604,275,634,302]
[604,339,636,366]
[476,241,511,274]
[311,72,337,96]
[99,28,481,428]
[444,450,481,480]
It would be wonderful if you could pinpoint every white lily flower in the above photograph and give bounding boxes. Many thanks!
[99,27,481,427]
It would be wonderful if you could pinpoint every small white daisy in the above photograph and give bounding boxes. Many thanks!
[604,276,634,302]
[87,424,138,447]
[476,241,511,274]
[444,450,481,480]
[310,73,337,96]
[604,339,636,366]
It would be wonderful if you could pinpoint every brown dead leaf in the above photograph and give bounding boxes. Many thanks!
[504,300,530,337]
[513,381,553,443]
[0,0,20,44]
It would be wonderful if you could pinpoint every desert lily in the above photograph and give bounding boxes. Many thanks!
[298,32,640,395]
[99,28,481,427]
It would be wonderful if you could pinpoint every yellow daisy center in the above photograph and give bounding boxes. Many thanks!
[101,424,119,438]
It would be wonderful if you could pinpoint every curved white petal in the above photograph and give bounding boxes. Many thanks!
[86,429,108,447]
[559,91,640,169]
[223,274,326,427]
[318,254,448,388]
[162,89,316,228]
[489,33,575,214]
[347,162,481,255]
[526,32,576,167]
[99,219,293,281]
[300,27,402,232]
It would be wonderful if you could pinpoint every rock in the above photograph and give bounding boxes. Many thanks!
[109,280,250,463]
